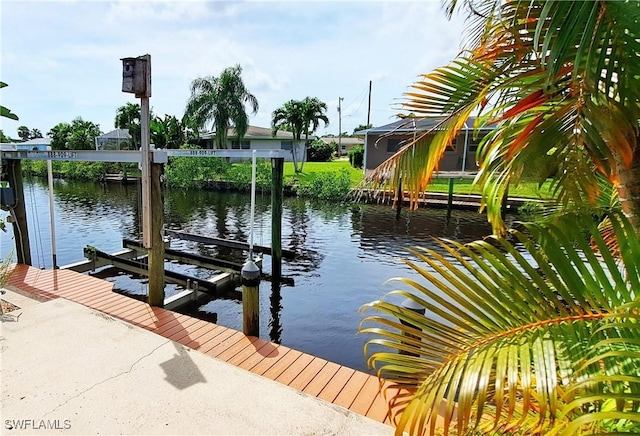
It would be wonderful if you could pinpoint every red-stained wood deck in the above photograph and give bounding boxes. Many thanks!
[6,264,404,426]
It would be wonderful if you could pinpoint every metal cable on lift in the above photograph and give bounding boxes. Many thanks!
[27,174,45,268]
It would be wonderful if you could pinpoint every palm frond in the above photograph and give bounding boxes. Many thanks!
[360,210,640,435]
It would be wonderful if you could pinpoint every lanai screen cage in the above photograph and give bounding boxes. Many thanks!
[95,129,134,150]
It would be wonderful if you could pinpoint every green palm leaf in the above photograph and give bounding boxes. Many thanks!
[365,0,640,236]
[360,211,640,435]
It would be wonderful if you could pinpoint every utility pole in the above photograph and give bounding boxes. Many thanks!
[338,97,344,156]
[367,81,372,127]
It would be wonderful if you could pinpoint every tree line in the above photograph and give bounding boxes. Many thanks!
[3,64,331,172]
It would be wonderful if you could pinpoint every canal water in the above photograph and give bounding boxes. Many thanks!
[0,178,503,372]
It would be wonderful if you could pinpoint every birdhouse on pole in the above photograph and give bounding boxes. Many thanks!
[121,55,151,98]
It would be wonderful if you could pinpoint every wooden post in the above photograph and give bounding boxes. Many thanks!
[6,159,31,265]
[271,157,284,280]
[501,185,510,218]
[147,162,165,306]
[395,179,402,220]
[399,298,425,356]
[447,178,454,220]
[242,260,260,336]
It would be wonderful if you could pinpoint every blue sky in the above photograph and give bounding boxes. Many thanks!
[1,1,468,139]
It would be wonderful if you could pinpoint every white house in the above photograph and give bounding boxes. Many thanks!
[199,125,305,162]
[15,136,52,151]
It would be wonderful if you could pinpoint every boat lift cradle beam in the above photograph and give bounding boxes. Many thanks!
[0,149,286,163]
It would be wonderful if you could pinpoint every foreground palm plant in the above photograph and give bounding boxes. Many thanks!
[360,211,640,435]
[369,0,640,236]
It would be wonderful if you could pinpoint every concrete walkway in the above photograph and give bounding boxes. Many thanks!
[1,290,391,435]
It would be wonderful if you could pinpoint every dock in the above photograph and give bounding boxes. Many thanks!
[5,264,406,426]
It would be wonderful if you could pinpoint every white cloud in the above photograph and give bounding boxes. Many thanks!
[1,1,469,137]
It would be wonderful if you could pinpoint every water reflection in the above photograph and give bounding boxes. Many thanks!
[352,205,497,263]
[1,180,508,372]
[269,279,283,344]
[284,198,324,275]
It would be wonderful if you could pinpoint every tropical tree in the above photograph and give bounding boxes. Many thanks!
[353,123,373,134]
[369,0,640,236]
[361,211,640,435]
[359,1,640,434]
[272,99,305,172]
[300,97,329,171]
[151,114,186,149]
[29,128,43,139]
[67,118,101,150]
[184,64,258,149]
[115,102,142,148]
[272,96,329,173]
[48,118,101,150]
[0,130,11,143]
[48,122,72,150]
[17,125,30,142]
[0,82,18,121]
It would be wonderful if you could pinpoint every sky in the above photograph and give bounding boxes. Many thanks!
[1,0,469,139]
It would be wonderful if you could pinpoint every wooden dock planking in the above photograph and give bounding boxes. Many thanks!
[274,352,315,385]
[214,335,261,362]
[333,370,372,409]
[238,343,286,372]
[317,366,357,403]
[203,331,247,358]
[261,349,304,380]
[6,264,405,428]
[302,360,342,397]
[225,339,273,366]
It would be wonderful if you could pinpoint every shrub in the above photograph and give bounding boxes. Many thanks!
[23,160,115,180]
[294,169,351,201]
[164,145,230,188]
[307,140,334,162]
[225,160,272,191]
[348,145,364,168]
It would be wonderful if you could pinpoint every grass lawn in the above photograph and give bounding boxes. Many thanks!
[427,177,556,200]
[284,160,555,200]
[284,160,364,187]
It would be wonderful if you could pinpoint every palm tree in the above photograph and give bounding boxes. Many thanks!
[17,125,30,142]
[184,64,258,149]
[369,0,640,236]
[359,1,640,434]
[272,97,329,173]
[300,97,329,172]
[360,210,640,435]
[272,99,305,172]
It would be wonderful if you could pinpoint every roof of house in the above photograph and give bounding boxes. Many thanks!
[96,129,132,140]
[355,116,495,135]
[19,136,52,145]
[320,137,364,146]
[201,125,295,140]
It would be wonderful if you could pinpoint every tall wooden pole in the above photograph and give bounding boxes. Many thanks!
[271,158,284,280]
[6,159,31,265]
[147,162,165,306]
[141,96,151,249]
